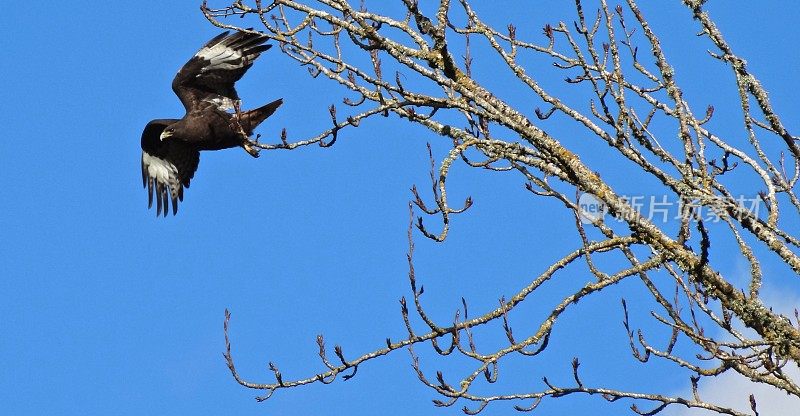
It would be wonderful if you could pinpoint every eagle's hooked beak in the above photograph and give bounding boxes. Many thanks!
[160,129,173,141]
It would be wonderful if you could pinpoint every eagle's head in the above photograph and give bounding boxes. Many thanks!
[159,126,176,141]
[159,120,190,142]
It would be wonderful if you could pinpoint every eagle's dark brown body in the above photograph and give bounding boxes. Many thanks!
[172,100,281,151]
[140,31,282,216]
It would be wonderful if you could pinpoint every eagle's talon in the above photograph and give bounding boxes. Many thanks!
[243,141,261,158]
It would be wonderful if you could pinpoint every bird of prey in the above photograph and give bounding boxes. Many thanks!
[141,31,282,216]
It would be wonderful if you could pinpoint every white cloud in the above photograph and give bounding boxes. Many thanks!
[667,364,799,416]
[668,291,800,416]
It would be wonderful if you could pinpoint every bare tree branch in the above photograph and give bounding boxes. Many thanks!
[204,0,800,414]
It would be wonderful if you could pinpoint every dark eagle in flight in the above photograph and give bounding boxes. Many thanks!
[141,31,282,216]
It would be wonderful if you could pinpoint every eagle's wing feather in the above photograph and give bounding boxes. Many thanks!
[140,120,200,216]
[172,30,271,112]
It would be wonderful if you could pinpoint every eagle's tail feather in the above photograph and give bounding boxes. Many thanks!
[241,98,283,134]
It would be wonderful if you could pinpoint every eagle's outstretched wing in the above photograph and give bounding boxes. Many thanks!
[140,120,200,216]
[171,30,271,112]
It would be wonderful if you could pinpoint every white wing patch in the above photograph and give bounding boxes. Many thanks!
[203,95,236,111]
[142,150,184,216]
[196,43,244,72]
[143,151,179,187]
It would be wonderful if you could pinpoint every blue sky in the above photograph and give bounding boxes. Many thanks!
[2,1,799,415]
